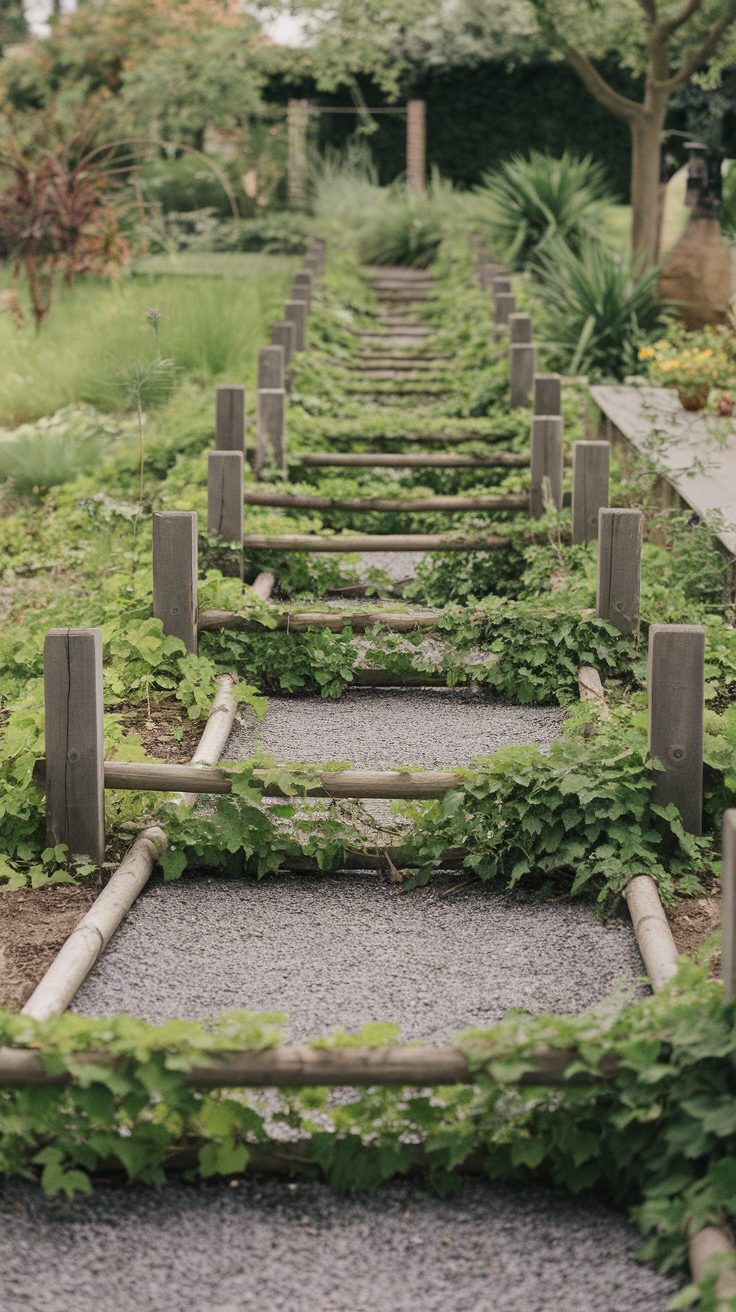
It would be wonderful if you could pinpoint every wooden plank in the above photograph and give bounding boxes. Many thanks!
[572,441,610,543]
[510,344,536,408]
[215,385,245,453]
[241,532,511,552]
[721,810,736,1003]
[0,1043,615,1090]
[509,313,533,344]
[596,508,642,634]
[258,346,285,391]
[530,416,563,518]
[44,628,105,865]
[590,384,736,556]
[271,321,295,367]
[294,452,528,469]
[647,624,704,835]
[534,374,562,417]
[256,388,286,475]
[284,299,307,352]
[242,491,528,513]
[152,511,198,653]
[207,452,244,576]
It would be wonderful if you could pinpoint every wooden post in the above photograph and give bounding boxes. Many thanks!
[491,276,511,299]
[257,388,286,475]
[215,385,245,453]
[406,99,426,193]
[258,346,285,392]
[153,511,198,653]
[509,313,533,344]
[510,344,536,408]
[292,272,312,308]
[530,417,563,518]
[647,624,704,835]
[494,292,516,329]
[597,508,642,635]
[271,321,295,368]
[534,374,561,416]
[284,300,307,352]
[208,452,244,578]
[287,98,309,205]
[44,628,105,865]
[572,441,610,544]
[722,810,736,1003]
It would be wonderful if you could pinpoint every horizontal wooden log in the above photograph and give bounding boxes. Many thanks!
[241,533,511,552]
[294,452,528,469]
[34,760,466,799]
[242,491,528,513]
[320,431,511,446]
[198,607,443,633]
[0,1044,616,1089]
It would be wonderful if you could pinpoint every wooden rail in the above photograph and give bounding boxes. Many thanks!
[198,607,444,633]
[243,491,528,513]
[241,532,511,552]
[294,452,528,469]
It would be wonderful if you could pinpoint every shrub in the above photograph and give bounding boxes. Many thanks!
[532,238,661,379]
[475,150,612,269]
[0,408,108,496]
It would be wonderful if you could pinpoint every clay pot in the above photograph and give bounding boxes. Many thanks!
[676,383,710,411]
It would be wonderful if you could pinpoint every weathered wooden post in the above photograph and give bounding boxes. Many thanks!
[271,321,295,368]
[647,624,704,835]
[723,810,736,1002]
[509,313,533,344]
[494,292,516,330]
[257,388,287,476]
[258,346,285,392]
[530,417,563,518]
[208,452,244,578]
[287,98,309,205]
[406,99,426,194]
[284,299,307,352]
[152,511,198,653]
[491,275,511,300]
[533,374,561,417]
[44,627,105,864]
[597,508,642,634]
[215,385,245,453]
[510,344,536,408]
[292,272,312,308]
[572,441,610,544]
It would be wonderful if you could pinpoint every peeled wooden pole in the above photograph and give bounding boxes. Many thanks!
[623,876,679,992]
[241,532,511,553]
[198,607,443,633]
[316,431,510,446]
[294,452,527,469]
[22,676,240,1021]
[688,1228,736,1310]
[242,491,528,513]
[0,1043,615,1090]
[722,810,736,1004]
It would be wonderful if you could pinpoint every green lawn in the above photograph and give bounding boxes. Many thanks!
[0,254,297,426]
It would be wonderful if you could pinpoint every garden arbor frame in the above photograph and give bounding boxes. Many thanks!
[287,98,426,201]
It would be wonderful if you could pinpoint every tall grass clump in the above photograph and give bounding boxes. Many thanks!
[0,410,107,496]
[533,238,662,379]
[476,150,612,270]
[0,258,292,424]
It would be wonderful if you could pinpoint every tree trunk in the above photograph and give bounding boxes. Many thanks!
[630,103,668,271]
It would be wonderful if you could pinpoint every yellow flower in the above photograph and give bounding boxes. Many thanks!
[638,346,656,359]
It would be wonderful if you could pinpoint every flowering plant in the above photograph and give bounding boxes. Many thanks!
[638,326,735,410]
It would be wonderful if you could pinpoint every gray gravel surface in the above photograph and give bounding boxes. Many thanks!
[0,1178,681,1312]
[72,872,642,1034]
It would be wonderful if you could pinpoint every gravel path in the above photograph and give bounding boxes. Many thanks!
[73,690,643,1032]
[0,1178,681,1312]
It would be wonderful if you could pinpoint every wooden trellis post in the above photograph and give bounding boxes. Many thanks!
[530,417,563,518]
[257,388,287,476]
[152,511,198,653]
[722,810,736,1002]
[215,385,245,453]
[647,624,704,835]
[258,346,285,392]
[287,98,309,205]
[572,441,610,544]
[406,99,426,194]
[533,374,561,417]
[44,627,105,865]
[284,300,307,352]
[208,451,244,578]
[596,508,642,634]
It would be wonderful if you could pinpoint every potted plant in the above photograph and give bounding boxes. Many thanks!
[638,329,731,411]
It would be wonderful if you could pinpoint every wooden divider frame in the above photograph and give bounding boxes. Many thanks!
[530,416,563,519]
[596,508,642,635]
[647,624,704,835]
[572,441,610,544]
[44,628,105,866]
